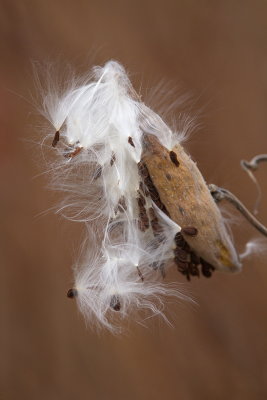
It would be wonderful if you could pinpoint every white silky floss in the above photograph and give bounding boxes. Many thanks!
[42,60,191,331]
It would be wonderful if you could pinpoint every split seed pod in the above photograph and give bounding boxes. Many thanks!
[141,134,241,272]
[40,60,247,331]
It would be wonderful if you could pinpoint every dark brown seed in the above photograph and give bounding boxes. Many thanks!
[67,288,78,298]
[151,261,159,270]
[177,266,188,275]
[110,295,121,311]
[94,166,102,180]
[189,263,200,277]
[174,247,189,262]
[138,162,170,217]
[181,226,198,237]
[174,232,191,252]
[190,252,200,265]
[174,257,188,269]
[174,232,185,247]
[169,151,180,167]
[136,266,144,282]
[201,259,215,278]
[110,152,116,166]
[52,130,60,147]
[68,147,83,158]
[175,259,191,281]
[128,136,135,147]
[181,243,190,254]
[201,266,212,278]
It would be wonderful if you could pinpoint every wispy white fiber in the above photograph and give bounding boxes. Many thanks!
[41,60,193,331]
[240,238,267,260]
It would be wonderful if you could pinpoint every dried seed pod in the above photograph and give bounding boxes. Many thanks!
[142,134,241,273]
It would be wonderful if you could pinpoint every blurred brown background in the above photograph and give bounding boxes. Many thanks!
[1,1,267,399]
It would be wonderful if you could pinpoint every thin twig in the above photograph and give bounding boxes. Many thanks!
[240,154,267,214]
[241,154,267,171]
[209,184,267,237]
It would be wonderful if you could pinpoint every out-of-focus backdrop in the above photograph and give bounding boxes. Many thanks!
[1,1,267,399]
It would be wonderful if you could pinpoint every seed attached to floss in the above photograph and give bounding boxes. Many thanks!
[110,152,116,166]
[110,295,121,311]
[136,266,144,282]
[93,166,102,180]
[128,136,135,147]
[52,130,60,147]
[169,150,180,167]
[67,288,78,298]
[65,146,83,158]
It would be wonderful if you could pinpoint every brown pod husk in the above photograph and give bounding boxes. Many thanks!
[141,134,241,272]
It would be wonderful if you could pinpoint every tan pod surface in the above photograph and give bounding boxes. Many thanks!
[142,135,241,272]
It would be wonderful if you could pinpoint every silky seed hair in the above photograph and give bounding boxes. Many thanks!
[38,60,198,331]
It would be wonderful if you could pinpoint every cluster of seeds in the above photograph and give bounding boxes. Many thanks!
[174,231,215,280]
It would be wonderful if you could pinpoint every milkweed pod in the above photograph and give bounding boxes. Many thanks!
[141,134,241,273]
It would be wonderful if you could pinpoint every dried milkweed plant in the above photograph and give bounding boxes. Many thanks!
[38,60,267,332]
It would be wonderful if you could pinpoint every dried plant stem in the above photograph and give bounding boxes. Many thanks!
[241,154,267,214]
[209,184,267,237]
[241,154,267,171]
